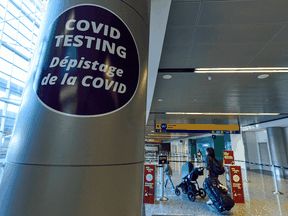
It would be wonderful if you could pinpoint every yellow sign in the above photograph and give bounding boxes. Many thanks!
[155,123,239,134]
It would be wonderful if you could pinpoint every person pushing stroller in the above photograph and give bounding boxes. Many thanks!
[164,164,175,190]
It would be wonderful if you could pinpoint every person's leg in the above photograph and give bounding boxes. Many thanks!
[164,176,168,187]
[168,175,175,189]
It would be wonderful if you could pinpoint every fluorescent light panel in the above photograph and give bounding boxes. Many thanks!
[165,112,279,115]
[195,67,288,73]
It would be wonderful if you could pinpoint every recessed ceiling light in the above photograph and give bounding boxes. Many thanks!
[163,75,172,79]
[158,99,163,101]
[165,112,279,115]
[258,74,269,79]
[195,67,288,73]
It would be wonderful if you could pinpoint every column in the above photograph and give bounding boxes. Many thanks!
[0,0,149,215]
[266,127,288,179]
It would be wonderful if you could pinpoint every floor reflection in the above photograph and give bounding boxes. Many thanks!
[145,156,288,216]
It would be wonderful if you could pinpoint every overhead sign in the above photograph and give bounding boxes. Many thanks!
[145,146,159,152]
[143,165,155,204]
[33,4,139,116]
[145,141,162,144]
[155,123,240,134]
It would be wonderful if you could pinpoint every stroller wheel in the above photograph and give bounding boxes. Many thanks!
[175,188,181,196]
[187,190,196,202]
[199,188,206,198]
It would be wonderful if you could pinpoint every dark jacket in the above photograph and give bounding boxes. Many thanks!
[206,156,218,178]
[164,164,172,176]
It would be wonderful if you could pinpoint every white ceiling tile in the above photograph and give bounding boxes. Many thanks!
[199,0,288,25]
[161,44,191,57]
[194,25,283,44]
[247,56,288,67]
[164,27,195,46]
[186,56,252,68]
[270,25,288,44]
[159,56,189,68]
[257,43,288,57]
[189,43,264,58]
[167,2,201,27]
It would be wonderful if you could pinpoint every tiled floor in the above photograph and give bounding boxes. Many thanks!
[0,157,287,215]
[145,156,288,216]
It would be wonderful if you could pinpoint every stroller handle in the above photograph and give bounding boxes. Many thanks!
[188,166,204,175]
[198,167,204,172]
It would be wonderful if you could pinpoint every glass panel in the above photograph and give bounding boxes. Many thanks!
[0,86,6,98]
[0,6,6,19]
[6,104,19,118]
[15,43,31,58]
[0,72,9,89]
[35,12,42,23]
[1,136,11,159]
[1,136,11,150]
[18,22,32,38]
[9,90,22,101]
[34,26,39,36]
[0,19,3,30]
[23,1,35,14]
[17,33,30,47]
[32,34,37,44]
[2,33,16,47]
[0,58,12,75]
[8,2,21,17]
[6,12,19,29]
[10,78,25,94]
[12,66,27,83]
[13,54,29,72]
[20,14,33,30]
[3,23,17,40]
[0,101,5,116]
[21,3,32,15]
[0,46,14,63]
[4,117,16,134]
[12,0,22,7]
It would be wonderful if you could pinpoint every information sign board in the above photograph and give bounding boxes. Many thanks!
[223,150,235,164]
[225,165,244,203]
[143,165,155,204]
[155,123,240,134]
[158,155,168,164]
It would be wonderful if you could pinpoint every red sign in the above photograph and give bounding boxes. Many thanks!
[143,165,155,204]
[230,165,244,203]
[223,150,234,164]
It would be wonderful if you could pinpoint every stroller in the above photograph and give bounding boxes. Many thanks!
[175,163,206,202]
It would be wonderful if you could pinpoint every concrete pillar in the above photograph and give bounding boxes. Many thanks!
[266,127,288,178]
[0,0,149,215]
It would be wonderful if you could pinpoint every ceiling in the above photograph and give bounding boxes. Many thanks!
[145,0,288,142]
